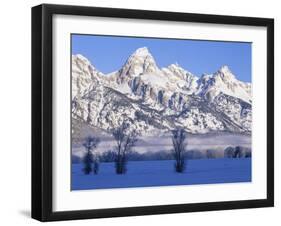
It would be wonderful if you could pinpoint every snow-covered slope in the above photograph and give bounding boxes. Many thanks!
[72,54,104,98]
[197,65,251,103]
[72,47,252,136]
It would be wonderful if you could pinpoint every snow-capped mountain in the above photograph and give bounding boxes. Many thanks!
[72,47,252,136]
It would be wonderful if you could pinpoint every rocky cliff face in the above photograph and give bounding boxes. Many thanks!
[72,47,252,136]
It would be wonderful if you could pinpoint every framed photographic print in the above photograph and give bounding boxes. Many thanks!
[32,4,274,221]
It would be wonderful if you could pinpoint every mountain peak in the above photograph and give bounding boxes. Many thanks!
[118,47,158,79]
[168,62,181,69]
[167,63,187,75]
[167,63,197,79]
[216,65,236,80]
[73,54,92,66]
[219,65,232,74]
[133,47,151,57]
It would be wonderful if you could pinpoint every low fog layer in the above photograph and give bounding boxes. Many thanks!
[72,132,251,159]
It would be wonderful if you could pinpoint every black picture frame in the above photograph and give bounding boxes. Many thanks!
[32,4,274,222]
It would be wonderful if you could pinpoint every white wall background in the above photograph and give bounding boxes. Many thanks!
[0,0,279,225]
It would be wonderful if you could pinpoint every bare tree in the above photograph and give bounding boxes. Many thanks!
[171,129,187,173]
[82,136,100,175]
[112,123,137,174]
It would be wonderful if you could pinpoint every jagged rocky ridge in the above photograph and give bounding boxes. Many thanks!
[72,47,251,136]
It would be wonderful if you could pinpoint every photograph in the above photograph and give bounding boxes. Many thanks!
[71,34,252,190]
[30,3,274,221]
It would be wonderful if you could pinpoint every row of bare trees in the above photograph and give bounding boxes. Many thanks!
[81,123,188,175]
[81,122,138,175]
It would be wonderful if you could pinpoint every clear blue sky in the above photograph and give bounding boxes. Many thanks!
[72,34,251,82]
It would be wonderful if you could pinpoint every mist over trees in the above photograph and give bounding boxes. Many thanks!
[112,122,138,174]
[97,149,206,162]
[74,146,252,164]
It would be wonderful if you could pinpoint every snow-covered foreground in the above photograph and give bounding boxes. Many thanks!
[71,158,251,190]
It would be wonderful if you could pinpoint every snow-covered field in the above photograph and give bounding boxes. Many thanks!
[71,158,251,190]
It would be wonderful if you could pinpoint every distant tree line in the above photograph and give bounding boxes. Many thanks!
[224,146,251,158]
[99,150,173,162]
[75,146,252,164]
